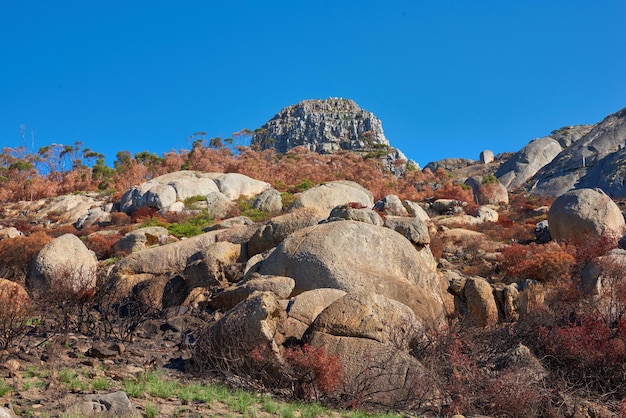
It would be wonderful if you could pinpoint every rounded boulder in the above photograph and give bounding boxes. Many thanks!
[548,188,626,242]
[258,220,445,328]
[26,234,98,294]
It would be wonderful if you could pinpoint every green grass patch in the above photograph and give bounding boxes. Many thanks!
[0,381,11,396]
[145,402,160,418]
[235,197,271,222]
[261,394,278,414]
[123,378,146,398]
[58,368,87,391]
[183,194,208,207]
[145,374,179,398]
[92,377,110,391]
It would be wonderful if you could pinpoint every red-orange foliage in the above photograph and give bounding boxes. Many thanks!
[84,232,123,260]
[283,343,343,398]
[538,316,626,369]
[0,231,52,282]
[0,280,32,349]
[130,206,160,223]
[499,242,575,283]
[110,212,131,226]
[570,232,619,266]
[433,182,478,214]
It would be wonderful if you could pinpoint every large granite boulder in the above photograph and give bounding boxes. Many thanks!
[213,173,271,200]
[192,291,287,378]
[248,208,325,256]
[257,220,445,328]
[290,180,374,216]
[284,288,347,340]
[0,278,31,317]
[464,277,499,327]
[383,215,430,246]
[547,188,625,242]
[402,200,431,223]
[464,176,509,206]
[38,194,101,226]
[113,226,172,254]
[26,234,98,294]
[183,241,243,289]
[208,274,295,311]
[496,136,564,189]
[328,204,383,226]
[120,171,220,213]
[205,191,235,219]
[528,108,626,197]
[303,292,425,406]
[252,188,283,214]
[373,195,409,216]
[109,231,220,298]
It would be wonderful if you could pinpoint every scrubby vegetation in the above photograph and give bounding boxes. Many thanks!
[1,140,626,416]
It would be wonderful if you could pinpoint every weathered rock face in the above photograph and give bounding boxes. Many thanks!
[26,234,98,294]
[208,274,295,311]
[251,98,389,154]
[284,288,347,339]
[120,171,220,213]
[251,98,411,174]
[328,205,383,226]
[424,158,476,172]
[113,226,172,254]
[480,150,494,164]
[248,208,325,256]
[304,292,425,406]
[547,188,625,242]
[306,292,423,344]
[192,291,287,377]
[213,173,271,200]
[528,108,626,197]
[496,136,564,189]
[257,220,445,328]
[464,277,499,327]
[290,180,374,216]
[464,176,509,206]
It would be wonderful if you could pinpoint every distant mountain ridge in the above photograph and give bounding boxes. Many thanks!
[526,107,626,197]
[252,98,626,197]
[251,98,389,154]
[251,98,412,175]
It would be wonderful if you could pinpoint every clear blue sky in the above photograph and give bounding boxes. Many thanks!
[1,1,625,168]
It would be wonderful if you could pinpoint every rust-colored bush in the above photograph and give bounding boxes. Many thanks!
[499,242,575,283]
[84,232,123,260]
[283,344,343,399]
[538,316,626,368]
[570,232,619,266]
[129,206,160,223]
[110,211,131,226]
[0,279,32,349]
[0,231,52,282]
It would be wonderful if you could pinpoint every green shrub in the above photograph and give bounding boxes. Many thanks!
[92,377,110,391]
[235,197,272,222]
[481,174,498,184]
[183,194,207,208]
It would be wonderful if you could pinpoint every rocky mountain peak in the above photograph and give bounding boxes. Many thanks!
[251,98,390,154]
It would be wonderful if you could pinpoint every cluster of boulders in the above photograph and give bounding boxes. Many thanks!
[6,167,626,409]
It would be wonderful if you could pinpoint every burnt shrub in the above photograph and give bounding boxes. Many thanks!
[83,232,123,260]
[0,280,33,350]
[110,211,131,226]
[282,344,343,400]
[0,231,52,282]
[499,242,575,283]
